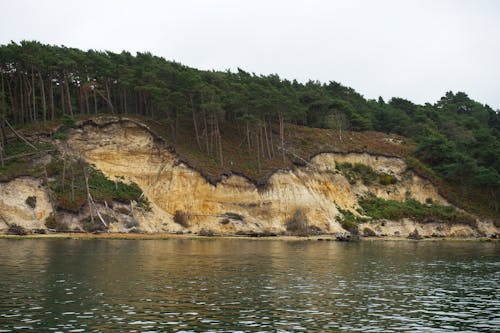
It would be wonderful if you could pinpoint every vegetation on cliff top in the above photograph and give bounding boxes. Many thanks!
[0,41,498,218]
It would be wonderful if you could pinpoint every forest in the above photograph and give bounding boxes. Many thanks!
[0,40,499,215]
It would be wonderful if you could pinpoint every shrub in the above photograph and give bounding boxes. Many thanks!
[362,227,377,237]
[173,210,189,228]
[7,224,27,235]
[52,132,68,141]
[359,196,477,227]
[45,214,69,231]
[337,208,360,233]
[46,158,150,212]
[124,218,139,229]
[408,228,422,240]
[83,219,107,233]
[199,228,215,236]
[337,162,395,186]
[285,209,310,236]
[379,174,397,185]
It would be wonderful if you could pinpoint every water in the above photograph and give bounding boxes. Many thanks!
[0,239,498,332]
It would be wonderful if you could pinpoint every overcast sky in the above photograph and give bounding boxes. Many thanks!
[1,0,499,109]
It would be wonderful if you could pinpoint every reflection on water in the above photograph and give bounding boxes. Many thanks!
[0,239,498,332]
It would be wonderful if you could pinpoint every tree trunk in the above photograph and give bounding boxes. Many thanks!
[190,95,201,150]
[214,112,223,166]
[269,120,275,157]
[20,75,25,124]
[48,79,55,120]
[24,76,33,122]
[256,127,261,173]
[104,79,115,113]
[279,112,285,162]
[63,71,73,116]
[123,88,128,114]
[38,70,47,122]
[263,120,272,159]
[0,73,6,160]
[246,122,251,153]
[84,89,90,114]
[93,89,97,114]
[203,110,209,154]
[31,67,36,122]
[60,83,65,115]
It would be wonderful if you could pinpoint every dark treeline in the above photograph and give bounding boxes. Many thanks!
[0,41,499,210]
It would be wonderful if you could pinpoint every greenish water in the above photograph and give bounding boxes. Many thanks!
[0,239,498,332]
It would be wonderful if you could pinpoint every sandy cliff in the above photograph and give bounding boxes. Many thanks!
[1,120,497,237]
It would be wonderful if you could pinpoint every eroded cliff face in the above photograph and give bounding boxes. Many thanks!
[0,178,53,232]
[57,120,494,237]
[1,120,496,237]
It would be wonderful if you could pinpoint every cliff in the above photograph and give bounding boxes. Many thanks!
[0,119,498,238]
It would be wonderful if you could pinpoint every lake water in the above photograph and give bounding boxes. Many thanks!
[0,239,498,332]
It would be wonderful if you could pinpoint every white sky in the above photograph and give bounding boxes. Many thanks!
[1,0,499,109]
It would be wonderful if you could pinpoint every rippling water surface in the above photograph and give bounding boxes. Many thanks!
[0,239,498,332]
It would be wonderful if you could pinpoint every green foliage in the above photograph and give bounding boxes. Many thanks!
[336,162,397,186]
[359,196,477,227]
[336,208,362,233]
[45,158,149,212]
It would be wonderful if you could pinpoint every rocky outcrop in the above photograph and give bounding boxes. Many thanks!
[1,119,497,237]
[0,177,53,232]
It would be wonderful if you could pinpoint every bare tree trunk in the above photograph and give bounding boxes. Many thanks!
[93,89,97,114]
[6,77,15,123]
[1,72,6,150]
[63,71,73,116]
[38,70,47,122]
[279,112,285,162]
[20,75,25,124]
[259,122,265,158]
[24,76,33,122]
[246,122,251,153]
[269,120,275,157]
[214,112,223,166]
[190,95,201,150]
[123,88,128,114]
[104,79,113,114]
[70,163,75,202]
[60,83,65,115]
[48,79,55,120]
[263,120,271,159]
[203,110,209,154]
[256,128,261,173]
[31,67,37,122]
[62,155,67,192]
[84,89,90,114]
[83,164,94,224]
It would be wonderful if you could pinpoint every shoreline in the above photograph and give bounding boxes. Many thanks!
[0,233,497,242]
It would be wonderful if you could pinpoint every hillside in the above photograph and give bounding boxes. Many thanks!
[0,41,498,236]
